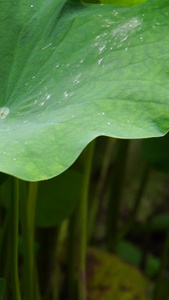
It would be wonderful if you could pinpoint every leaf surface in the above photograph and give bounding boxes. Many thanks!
[0,0,169,180]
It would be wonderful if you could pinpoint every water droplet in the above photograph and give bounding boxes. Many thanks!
[108,122,111,125]
[41,43,52,50]
[30,5,34,8]
[112,10,118,16]
[102,112,105,115]
[72,115,74,118]
[125,47,128,51]
[45,93,51,100]
[99,45,106,53]
[73,74,81,85]
[0,107,10,119]
[14,158,16,161]
[39,101,45,107]
[126,120,130,123]
[64,92,68,98]
[98,58,103,65]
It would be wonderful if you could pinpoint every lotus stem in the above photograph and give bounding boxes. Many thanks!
[107,139,129,252]
[78,141,95,300]
[11,177,21,300]
[20,181,38,300]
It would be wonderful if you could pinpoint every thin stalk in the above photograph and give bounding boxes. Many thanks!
[153,224,169,300]
[11,177,21,300]
[20,181,38,300]
[88,138,115,241]
[2,214,11,300]
[51,221,68,300]
[0,212,10,274]
[78,141,95,300]
[140,215,153,273]
[67,212,78,300]
[41,222,68,300]
[120,164,150,238]
[107,139,129,252]
[34,264,41,300]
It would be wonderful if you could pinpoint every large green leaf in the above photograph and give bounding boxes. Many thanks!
[0,0,169,180]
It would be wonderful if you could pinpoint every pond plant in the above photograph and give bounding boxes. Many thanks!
[0,0,169,299]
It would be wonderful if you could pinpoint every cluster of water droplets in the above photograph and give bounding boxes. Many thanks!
[7,6,146,129]
[39,93,51,107]
[91,10,143,67]
[112,17,142,45]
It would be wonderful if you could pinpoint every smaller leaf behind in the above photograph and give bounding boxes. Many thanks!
[35,170,82,227]
[142,133,169,173]
[0,170,82,228]
[0,173,8,187]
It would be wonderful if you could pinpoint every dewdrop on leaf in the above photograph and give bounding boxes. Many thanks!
[0,107,10,119]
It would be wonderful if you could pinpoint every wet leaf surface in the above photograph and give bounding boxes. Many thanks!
[0,0,169,180]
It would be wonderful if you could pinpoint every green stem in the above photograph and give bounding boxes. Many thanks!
[2,214,11,300]
[120,164,150,238]
[11,177,21,300]
[0,212,10,274]
[67,212,78,300]
[20,181,38,300]
[140,215,153,273]
[107,139,129,252]
[42,222,68,300]
[78,141,95,300]
[52,221,68,300]
[153,224,169,300]
[88,138,115,241]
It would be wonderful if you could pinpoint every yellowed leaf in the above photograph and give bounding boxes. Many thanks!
[87,248,148,300]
